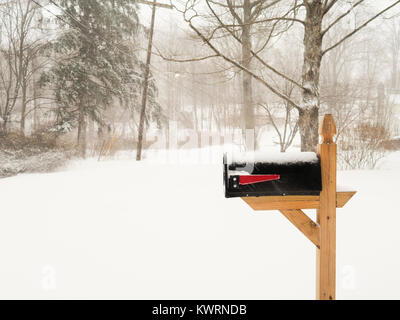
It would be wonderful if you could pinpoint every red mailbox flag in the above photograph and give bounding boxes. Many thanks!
[239,175,280,186]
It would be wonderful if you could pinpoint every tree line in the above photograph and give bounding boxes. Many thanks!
[0,0,163,157]
[1,0,400,164]
[165,0,400,152]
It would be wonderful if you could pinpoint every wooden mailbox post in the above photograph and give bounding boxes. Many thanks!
[241,114,356,300]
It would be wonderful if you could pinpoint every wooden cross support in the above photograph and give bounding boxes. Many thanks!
[241,114,356,300]
[136,0,173,9]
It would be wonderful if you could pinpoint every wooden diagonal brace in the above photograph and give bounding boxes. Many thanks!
[280,209,320,248]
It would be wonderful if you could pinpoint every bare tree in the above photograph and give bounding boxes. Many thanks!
[388,19,400,89]
[259,101,299,152]
[206,0,276,133]
[0,0,45,135]
[319,19,362,143]
[15,0,44,134]
[0,0,23,133]
[170,0,400,151]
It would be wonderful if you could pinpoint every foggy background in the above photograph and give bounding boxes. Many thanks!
[1,0,400,300]
[1,0,400,172]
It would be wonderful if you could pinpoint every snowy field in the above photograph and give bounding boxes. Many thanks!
[0,149,400,300]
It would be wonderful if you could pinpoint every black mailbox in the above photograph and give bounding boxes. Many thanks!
[224,152,322,198]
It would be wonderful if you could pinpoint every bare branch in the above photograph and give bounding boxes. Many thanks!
[322,0,400,55]
[322,0,365,36]
[154,46,219,62]
[250,0,285,19]
[185,16,302,109]
[218,16,305,27]
[259,103,283,141]
[207,0,243,9]
[206,0,306,90]
[324,0,339,14]
[226,0,243,25]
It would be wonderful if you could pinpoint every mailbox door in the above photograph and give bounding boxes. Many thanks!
[224,159,322,198]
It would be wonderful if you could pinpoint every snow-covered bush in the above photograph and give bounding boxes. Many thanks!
[0,149,70,178]
[0,132,72,178]
[338,123,390,170]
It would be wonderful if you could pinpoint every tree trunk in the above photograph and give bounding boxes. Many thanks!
[32,56,39,131]
[377,82,385,126]
[136,0,157,161]
[20,79,28,135]
[242,0,255,149]
[77,106,87,158]
[392,45,398,89]
[298,107,319,152]
[300,1,324,151]
[1,118,8,134]
[191,67,199,133]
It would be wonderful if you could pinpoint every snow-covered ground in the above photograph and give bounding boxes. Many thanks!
[0,149,400,299]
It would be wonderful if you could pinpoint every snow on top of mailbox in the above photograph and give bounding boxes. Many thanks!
[230,151,319,164]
